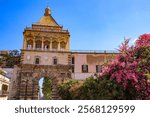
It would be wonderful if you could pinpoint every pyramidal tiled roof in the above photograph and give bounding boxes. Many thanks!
[37,7,59,26]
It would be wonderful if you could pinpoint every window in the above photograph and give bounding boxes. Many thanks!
[35,40,42,49]
[82,65,88,73]
[96,65,102,73]
[2,84,8,91]
[44,41,50,50]
[60,41,66,50]
[71,57,74,65]
[27,44,32,49]
[53,58,58,65]
[72,66,74,73]
[27,55,31,60]
[27,40,33,49]
[52,41,58,50]
[36,44,41,49]
[44,45,49,50]
[35,58,40,64]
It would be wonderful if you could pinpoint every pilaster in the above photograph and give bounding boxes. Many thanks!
[33,37,36,50]
[42,37,44,50]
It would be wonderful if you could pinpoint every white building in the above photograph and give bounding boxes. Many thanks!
[0,68,10,100]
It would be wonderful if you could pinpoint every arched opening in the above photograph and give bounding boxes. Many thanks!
[52,41,58,50]
[44,40,50,50]
[38,78,44,99]
[27,39,33,49]
[38,77,52,100]
[60,41,66,50]
[35,40,42,50]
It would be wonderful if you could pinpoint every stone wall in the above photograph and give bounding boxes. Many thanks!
[22,50,70,65]
[9,64,71,100]
[72,53,117,80]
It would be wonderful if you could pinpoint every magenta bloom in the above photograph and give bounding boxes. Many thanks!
[101,34,150,99]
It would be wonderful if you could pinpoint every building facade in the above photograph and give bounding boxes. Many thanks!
[9,7,118,100]
[0,68,10,100]
[21,7,117,80]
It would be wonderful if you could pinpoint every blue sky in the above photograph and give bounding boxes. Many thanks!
[0,0,150,51]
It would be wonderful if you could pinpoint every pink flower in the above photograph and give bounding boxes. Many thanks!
[100,34,150,99]
[136,34,150,48]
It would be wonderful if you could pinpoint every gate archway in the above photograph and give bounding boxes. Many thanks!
[9,64,71,100]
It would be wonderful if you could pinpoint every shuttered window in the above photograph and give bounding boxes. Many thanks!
[82,65,88,73]
[35,58,40,64]
[96,65,102,73]
[53,58,58,65]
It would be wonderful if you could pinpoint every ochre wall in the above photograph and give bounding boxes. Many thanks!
[72,53,116,80]
[22,51,69,65]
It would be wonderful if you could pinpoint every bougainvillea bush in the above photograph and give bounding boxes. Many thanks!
[101,34,150,99]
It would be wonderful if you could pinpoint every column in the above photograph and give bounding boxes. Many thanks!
[42,37,44,50]
[32,79,39,100]
[50,41,52,51]
[58,41,60,51]
[19,78,27,100]
[66,42,68,51]
[67,37,70,50]
[23,37,27,49]
[50,39,52,51]
[33,37,36,50]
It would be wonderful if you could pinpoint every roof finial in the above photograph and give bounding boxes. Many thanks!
[44,6,51,16]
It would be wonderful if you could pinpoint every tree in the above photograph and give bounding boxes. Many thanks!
[0,58,3,66]
[101,34,150,99]
[5,50,20,68]
[42,77,52,100]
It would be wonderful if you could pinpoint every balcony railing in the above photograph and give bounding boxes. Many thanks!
[25,27,68,33]
[71,50,120,54]
[24,48,120,53]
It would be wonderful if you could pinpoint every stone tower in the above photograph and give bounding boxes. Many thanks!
[21,7,70,65]
[9,7,72,100]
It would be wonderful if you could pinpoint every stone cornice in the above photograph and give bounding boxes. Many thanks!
[21,49,71,54]
[23,28,69,34]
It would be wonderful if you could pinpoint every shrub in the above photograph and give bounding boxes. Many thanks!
[101,34,150,99]
[58,79,81,100]
[59,77,124,100]
[42,77,52,100]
